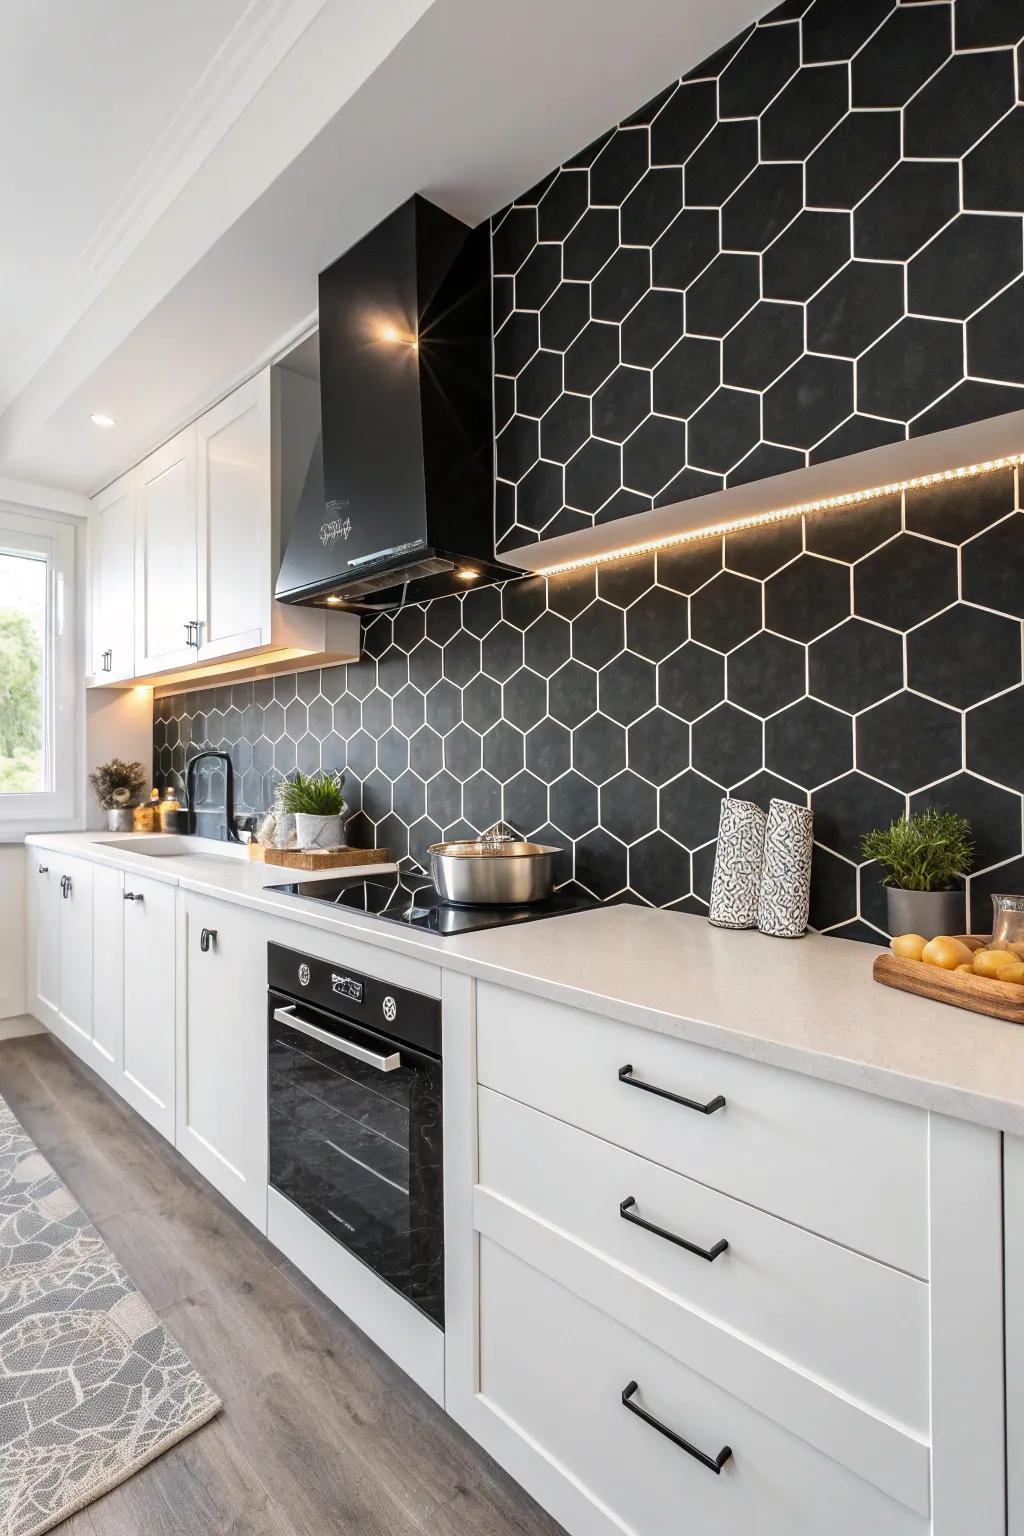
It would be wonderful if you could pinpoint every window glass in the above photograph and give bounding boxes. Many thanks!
[0,549,46,794]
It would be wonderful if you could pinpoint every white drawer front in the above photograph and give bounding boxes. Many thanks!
[478,1088,928,1437]
[476,983,928,1277]
[478,1239,928,1536]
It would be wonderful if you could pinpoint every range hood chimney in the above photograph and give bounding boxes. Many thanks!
[276,195,516,611]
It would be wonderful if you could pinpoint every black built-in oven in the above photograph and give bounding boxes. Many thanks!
[267,944,443,1327]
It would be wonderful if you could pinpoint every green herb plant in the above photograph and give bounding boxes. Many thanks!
[279,770,346,817]
[861,808,974,892]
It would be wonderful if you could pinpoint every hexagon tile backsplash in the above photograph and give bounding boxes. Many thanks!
[156,471,1024,943]
[493,0,1024,553]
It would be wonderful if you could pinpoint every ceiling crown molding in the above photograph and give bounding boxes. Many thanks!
[0,0,327,414]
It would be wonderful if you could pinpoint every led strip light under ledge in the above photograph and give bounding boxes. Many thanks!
[533,453,1024,578]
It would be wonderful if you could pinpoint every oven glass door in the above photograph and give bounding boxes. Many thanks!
[268,989,443,1326]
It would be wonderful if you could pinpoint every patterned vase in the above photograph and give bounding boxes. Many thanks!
[708,797,767,929]
[757,798,814,939]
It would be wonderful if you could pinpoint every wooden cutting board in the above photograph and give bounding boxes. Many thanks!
[262,846,392,872]
[873,934,1024,1023]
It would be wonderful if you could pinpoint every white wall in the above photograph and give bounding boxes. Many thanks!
[85,686,154,828]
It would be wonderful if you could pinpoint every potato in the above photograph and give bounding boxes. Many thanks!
[921,936,975,970]
[971,948,1020,979]
[955,963,975,973]
[890,933,927,961]
[995,962,1024,986]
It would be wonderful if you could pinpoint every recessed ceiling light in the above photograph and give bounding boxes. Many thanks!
[90,413,116,428]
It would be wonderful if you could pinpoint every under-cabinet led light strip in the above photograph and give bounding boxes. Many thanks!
[534,453,1024,578]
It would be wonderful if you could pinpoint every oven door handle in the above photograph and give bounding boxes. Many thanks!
[272,1005,402,1072]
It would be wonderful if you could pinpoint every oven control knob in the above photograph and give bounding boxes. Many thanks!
[382,996,397,1023]
[298,963,311,987]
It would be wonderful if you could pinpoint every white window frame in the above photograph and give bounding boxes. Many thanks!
[0,505,79,839]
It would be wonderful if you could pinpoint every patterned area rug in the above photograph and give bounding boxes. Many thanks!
[0,1093,220,1536]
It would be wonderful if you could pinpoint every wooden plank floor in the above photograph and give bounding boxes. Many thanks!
[0,1031,564,1536]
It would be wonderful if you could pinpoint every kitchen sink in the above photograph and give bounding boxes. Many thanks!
[97,835,249,861]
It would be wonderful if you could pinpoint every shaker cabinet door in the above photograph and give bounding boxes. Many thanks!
[177,892,270,1230]
[196,371,272,662]
[134,427,198,675]
[120,874,176,1139]
[57,857,94,1051]
[27,853,61,1019]
[90,472,136,682]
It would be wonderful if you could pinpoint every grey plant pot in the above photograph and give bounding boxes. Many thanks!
[886,886,966,940]
[106,807,134,832]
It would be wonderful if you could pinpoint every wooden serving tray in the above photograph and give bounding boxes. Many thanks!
[873,934,1024,1024]
[262,845,391,872]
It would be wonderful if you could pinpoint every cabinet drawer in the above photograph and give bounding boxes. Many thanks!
[478,1088,928,1437]
[476,983,928,1276]
[478,1239,928,1536]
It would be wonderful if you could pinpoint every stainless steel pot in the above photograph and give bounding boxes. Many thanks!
[428,824,560,905]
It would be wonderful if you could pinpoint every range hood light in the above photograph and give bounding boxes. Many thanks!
[535,452,1024,579]
[456,568,480,581]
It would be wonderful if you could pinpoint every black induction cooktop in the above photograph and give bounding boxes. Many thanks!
[266,871,598,936]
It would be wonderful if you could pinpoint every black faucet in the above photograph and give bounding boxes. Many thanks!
[184,751,240,843]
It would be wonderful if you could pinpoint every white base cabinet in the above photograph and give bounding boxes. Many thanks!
[22,842,1016,1536]
[448,985,1007,1536]
[176,891,272,1229]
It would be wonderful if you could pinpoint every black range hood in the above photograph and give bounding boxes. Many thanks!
[276,194,517,612]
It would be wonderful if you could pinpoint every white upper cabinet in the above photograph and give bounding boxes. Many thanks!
[90,364,359,687]
[196,370,271,662]
[90,471,136,682]
[134,426,198,674]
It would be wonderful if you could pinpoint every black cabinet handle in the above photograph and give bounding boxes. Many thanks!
[621,1381,732,1475]
[618,1064,725,1115]
[200,927,217,953]
[620,1197,728,1263]
[122,891,143,902]
[37,864,48,874]
[60,875,71,899]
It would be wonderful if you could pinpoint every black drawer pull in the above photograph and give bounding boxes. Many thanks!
[620,1197,728,1263]
[200,928,217,953]
[618,1064,725,1115]
[621,1381,732,1474]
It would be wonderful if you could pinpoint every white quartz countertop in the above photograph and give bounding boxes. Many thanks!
[28,832,1024,1133]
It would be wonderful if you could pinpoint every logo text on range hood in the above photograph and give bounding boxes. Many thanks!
[319,515,352,547]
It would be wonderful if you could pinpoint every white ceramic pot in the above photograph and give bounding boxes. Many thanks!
[295,812,344,851]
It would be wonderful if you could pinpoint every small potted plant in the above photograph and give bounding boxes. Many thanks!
[279,770,347,851]
[89,758,148,832]
[861,808,974,939]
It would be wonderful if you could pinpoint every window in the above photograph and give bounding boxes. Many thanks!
[0,507,78,835]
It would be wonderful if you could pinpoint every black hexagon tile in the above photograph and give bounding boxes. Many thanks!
[160,1,1024,943]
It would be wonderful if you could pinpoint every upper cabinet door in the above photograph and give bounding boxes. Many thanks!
[196,371,272,662]
[134,426,197,675]
[91,474,136,681]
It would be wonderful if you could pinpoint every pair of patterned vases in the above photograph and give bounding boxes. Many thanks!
[708,797,814,939]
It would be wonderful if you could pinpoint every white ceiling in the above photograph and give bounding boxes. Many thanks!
[0,0,766,495]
